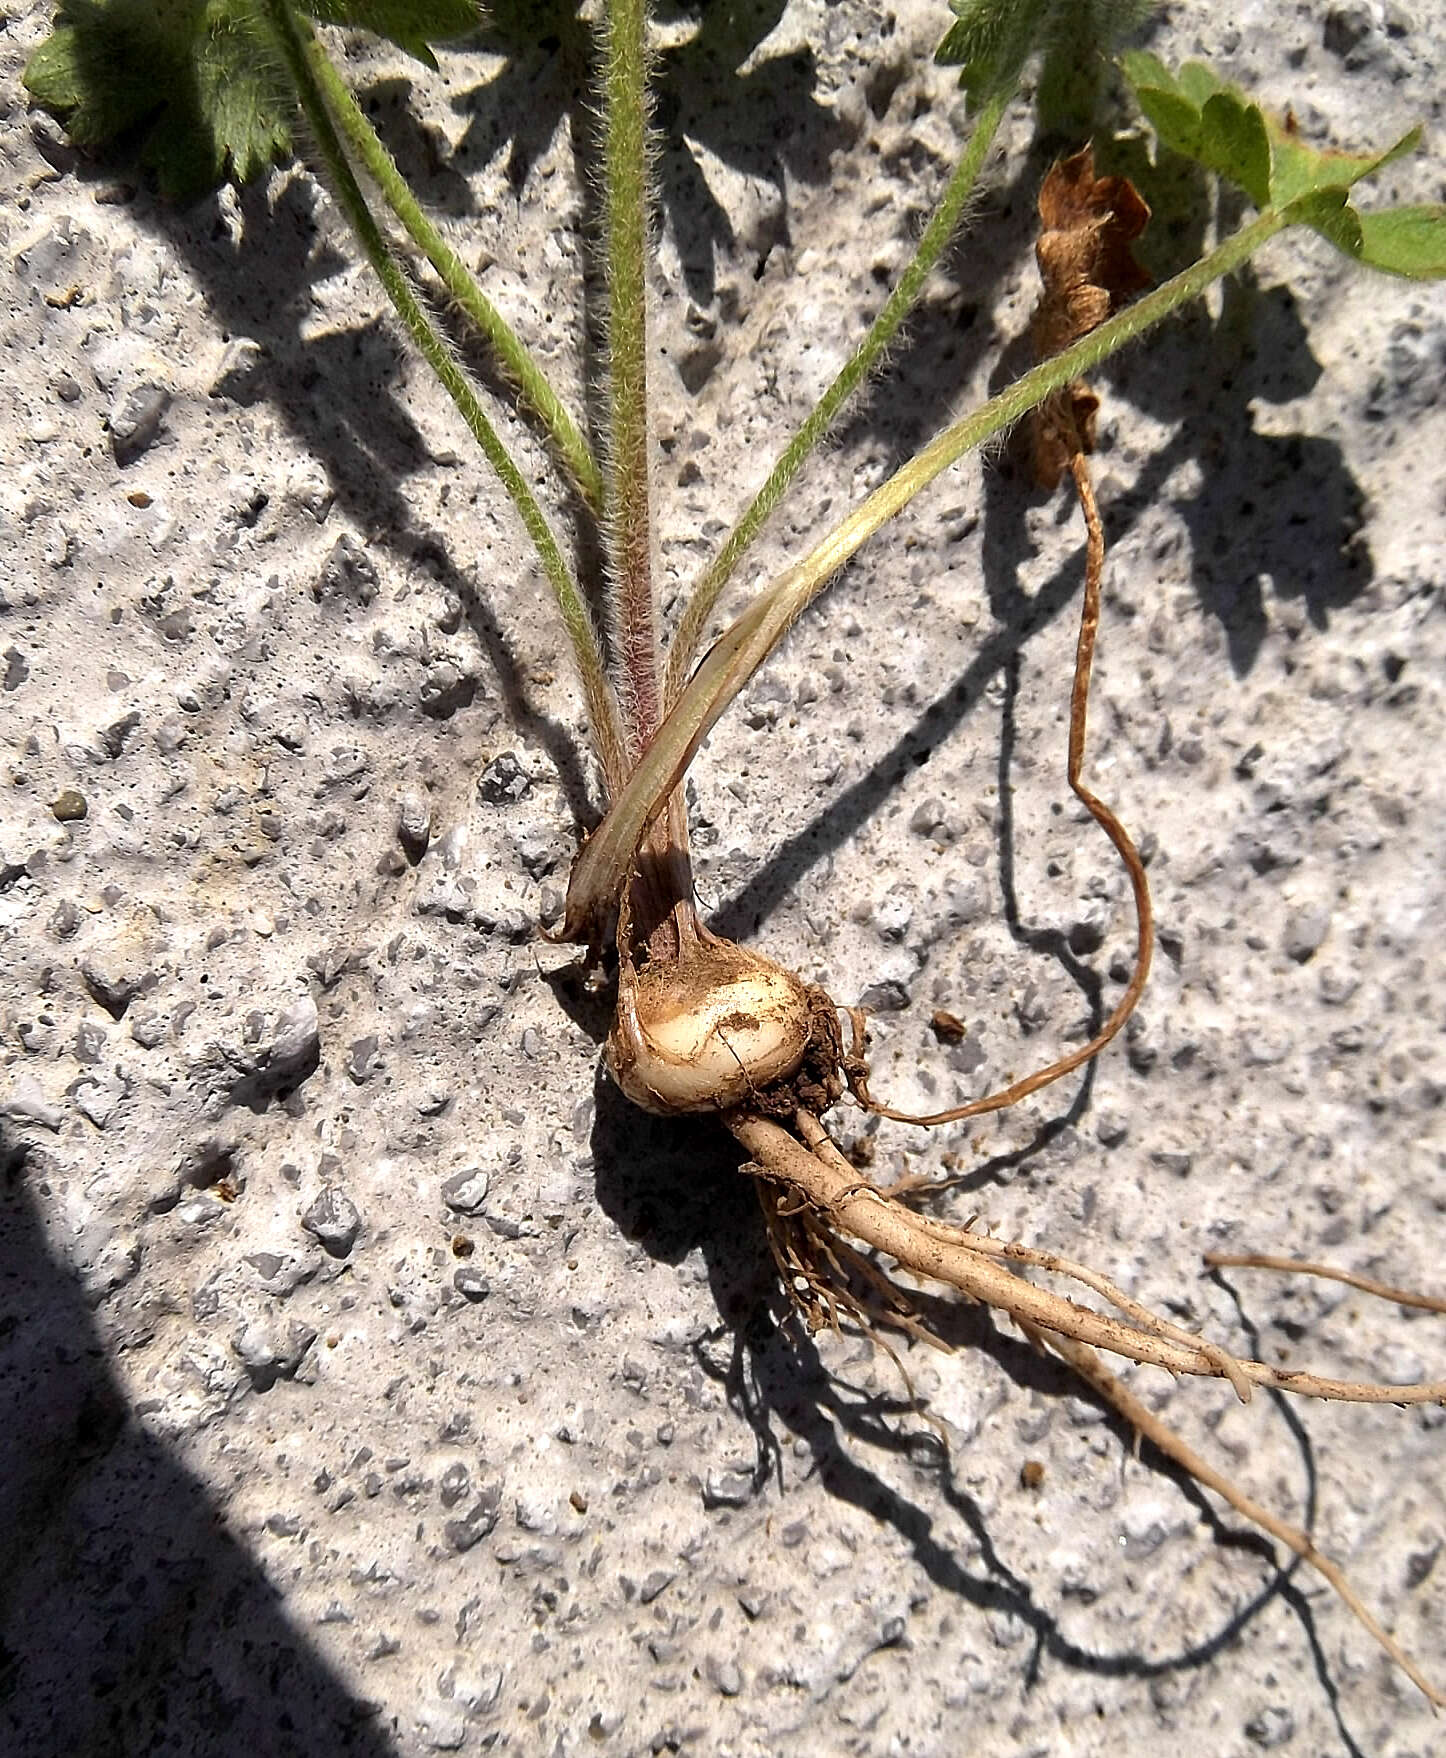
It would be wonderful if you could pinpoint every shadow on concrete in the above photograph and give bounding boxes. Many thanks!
[0,1125,400,1758]
[585,1091,1366,1755]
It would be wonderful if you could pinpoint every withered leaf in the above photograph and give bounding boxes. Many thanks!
[1029,146,1150,489]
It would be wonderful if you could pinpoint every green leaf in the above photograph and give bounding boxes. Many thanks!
[1121,49,1426,217]
[297,0,480,69]
[22,0,480,199]
[937,0,1159,118]
[1198,90,1270,209]
[23,0,295,201]
[1268,123,1420,207]
[1289,187,1364,257]
[935,0,1048,104]
[1288,194,1446,280]
[1353,204,1446,279]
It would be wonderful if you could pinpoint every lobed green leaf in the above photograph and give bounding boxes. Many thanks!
[22,0,479,199]
[297,0,480,70]
[1121,49,1425,223]
[937,0,1159,120]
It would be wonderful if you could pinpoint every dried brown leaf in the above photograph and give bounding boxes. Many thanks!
[1029,146,1150,488]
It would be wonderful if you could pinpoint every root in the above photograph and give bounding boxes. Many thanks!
[844,451,1154,1128]
[730,1107,1446,1707]
[732,1113,1446,1408]
[1205,1252,1446,1316]
[797,1115,1255,1403]
[1024,1321,1446,1713]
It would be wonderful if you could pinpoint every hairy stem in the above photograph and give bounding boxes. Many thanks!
[601,0,660,752]
[559,205,1292,938]
[768,207,1290,607]
[303,32,605,509]
[663,85,1012,704]
[263,0,627,793]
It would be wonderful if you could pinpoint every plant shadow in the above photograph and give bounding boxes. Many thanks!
[0,1127,401,1758]
[584,1096,1367,1752]
[443,0,852,305]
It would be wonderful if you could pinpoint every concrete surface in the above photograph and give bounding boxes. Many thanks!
[2,2,1443,1754]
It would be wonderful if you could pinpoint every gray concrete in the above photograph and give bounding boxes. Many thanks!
[2,2,1443,1753]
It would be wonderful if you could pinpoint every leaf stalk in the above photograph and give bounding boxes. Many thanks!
[263,0,628,793]
[304,37,606,510]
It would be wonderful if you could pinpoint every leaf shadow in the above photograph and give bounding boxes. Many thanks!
[0,1126,402,1758]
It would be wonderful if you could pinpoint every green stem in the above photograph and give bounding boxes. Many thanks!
[304,36,605,512]
[663,85,1012,706]
[797,204,1291,591]
[264,0,627,794]
[601,0,660,753]
[559,203,1294,939]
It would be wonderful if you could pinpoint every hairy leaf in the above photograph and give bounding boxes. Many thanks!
[298,0,480,70]
[1353,204,1446,279]
[22,0,480,200]
[937,0,1159,120]
[24,1,294,201]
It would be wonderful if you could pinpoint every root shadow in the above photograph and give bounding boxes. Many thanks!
[586,1096,1366,1747]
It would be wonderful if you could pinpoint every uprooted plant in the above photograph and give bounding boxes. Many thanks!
[26,0,1446,1708]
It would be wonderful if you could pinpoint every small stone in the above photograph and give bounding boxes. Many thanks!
[1094,1110,1128,1147]
[1067,908,1108,956]
[269,996,320,1076]
[246,1250,316,1298]
[419,660,478,719]
[439,1462,471,1508]
[510,821,564,879]
[708,1657,743,1698]
[452,1267,490,1302]
[129,1009,167,1049]
[346,1035,381,1084]
[303,1187,362,1258]
[51,788,87,822]
[3,647,30,691]
[477,752,531,806]
[208,337,268,404]
[397,791,431,858]
[909,797,946,836]
[315,533,378,607]
[233,1318,317,1391]
[416,1701,468,1751]
[1,1077,65,1131]
[1282,905,1330,964]
[73,1077,122,1129]
[266,1512,302,1537]
[445,1489,501,1552]
[1323,5,1371,57]
[99,709,141,758]
[858,978,910,1013]
[50,897,83,939]
[442,1167,490,1215]
[80,948,148,1018]
[1245,1705,1296,1749]
[1318,965,1361,1006]
[703,1469,755,1510]
[639,1569,675,1604]
[1151,1149,1192,1178]
[109,381,170,464]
